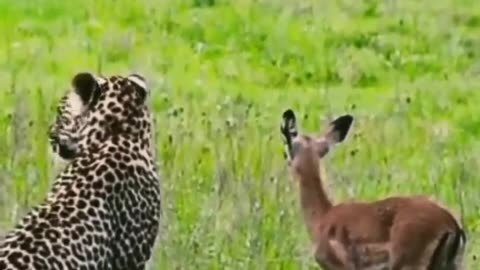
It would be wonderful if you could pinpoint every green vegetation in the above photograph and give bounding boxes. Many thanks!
[0,0,478,268]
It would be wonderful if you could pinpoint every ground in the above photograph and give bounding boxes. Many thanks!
[0,0,478,269]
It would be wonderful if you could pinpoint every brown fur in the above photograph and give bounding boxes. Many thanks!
[280,110,466,270]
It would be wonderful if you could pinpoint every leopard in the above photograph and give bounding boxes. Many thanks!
[0,72,161,270]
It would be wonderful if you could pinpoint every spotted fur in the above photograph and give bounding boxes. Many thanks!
[0,72,161,270]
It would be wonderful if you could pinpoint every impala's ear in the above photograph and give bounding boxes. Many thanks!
[72,72,100,104]
[281,109,298,138]
[280,109,298,161]
[324,115,354,145]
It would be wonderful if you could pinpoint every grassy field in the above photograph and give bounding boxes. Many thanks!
[0,0,479,268]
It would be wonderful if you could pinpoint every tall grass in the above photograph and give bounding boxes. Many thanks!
[0,0,478,268]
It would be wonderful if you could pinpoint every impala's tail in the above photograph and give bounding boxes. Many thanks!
[427,227,466,270]
[447,228,466,269]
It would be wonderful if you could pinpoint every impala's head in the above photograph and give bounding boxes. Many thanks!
[280,109,353,172]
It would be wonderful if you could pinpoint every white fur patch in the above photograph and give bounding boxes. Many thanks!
[128,74,147,90]
[66,91,85,116]
[95,75,107,86]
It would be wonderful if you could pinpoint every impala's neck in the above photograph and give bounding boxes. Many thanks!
[294,152,333,239]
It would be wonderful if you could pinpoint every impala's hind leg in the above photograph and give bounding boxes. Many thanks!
[390,223,435,270]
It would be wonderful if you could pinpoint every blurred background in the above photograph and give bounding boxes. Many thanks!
[0,0,478,268]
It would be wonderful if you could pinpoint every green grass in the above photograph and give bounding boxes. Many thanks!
[0,0,479,268]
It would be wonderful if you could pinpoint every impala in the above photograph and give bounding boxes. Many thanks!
[280,109,466,270]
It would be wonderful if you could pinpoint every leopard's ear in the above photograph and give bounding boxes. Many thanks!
[127,74,148,103]
[72,72,101,104]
